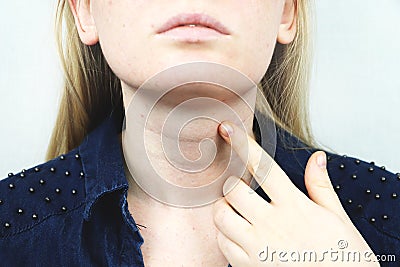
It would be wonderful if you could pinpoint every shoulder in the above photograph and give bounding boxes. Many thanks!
[325,154,400,262]
[0,147,86,238]
[272,129,400,260]
[273,129,400,238]
[326,154,400,237]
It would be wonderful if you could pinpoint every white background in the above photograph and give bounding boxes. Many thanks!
[0,1,399,177]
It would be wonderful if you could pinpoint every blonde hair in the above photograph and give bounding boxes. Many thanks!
[47,0,315,160]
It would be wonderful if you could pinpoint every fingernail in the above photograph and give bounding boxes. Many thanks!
[316,152,327,169]
[220,122,233,138]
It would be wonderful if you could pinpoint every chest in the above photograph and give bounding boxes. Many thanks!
[129,201,229,266]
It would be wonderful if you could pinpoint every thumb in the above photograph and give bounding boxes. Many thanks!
[305,151,349,221]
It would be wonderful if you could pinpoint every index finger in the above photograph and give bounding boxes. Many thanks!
[218,121,299,204]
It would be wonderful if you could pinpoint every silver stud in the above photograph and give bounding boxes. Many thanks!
[380,166,386,170]
[20,173,25,178]
[71,189,77,195]
[342,155,347,158]
[65,171,70,176]
[347,199,352,204]
[29,187,35,193]
[368,167,374,172]
[61,206,67,212]
[392,193,397,199]
[34,167,40,172]
[4,222,10,228]
[339,164,345,170]
[7,173,13,177]
[396,173,400,178]
[370,161,375,165]
[79,171,85,178]
[370,217,376,223]
[21,169,26,173]
[9,183,15,189]
[355,159,361,164]
[351,174,357,179]
[0,199,3,205]
[17,208,23,214]
[366,189,371,194]
[327,156,332,161]
[382,215,388,220]
[55,188,61,194]
[375,194,380,199]
[381,177,386,182]
[44,197,51,203]
[50,167,56,173]
[39,179,45,185]
[357,204,363,210]
[60,155,65,160]
[32,214,38,220]
[335,185,341,190]
[75,154,80,160]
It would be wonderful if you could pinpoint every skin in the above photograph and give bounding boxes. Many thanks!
[69,0,296,87]
[68,0,378,266]
[215,122,377,266]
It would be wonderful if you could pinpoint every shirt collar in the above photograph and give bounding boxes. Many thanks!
[79,111,129,221]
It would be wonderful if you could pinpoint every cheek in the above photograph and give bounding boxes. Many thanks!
[240,28,278,83]
[232,4,282,83]
[92,1,153,88]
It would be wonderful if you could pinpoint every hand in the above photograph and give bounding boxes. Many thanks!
[212,122,379,266]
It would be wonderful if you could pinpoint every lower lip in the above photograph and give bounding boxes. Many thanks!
[156,26,227,42]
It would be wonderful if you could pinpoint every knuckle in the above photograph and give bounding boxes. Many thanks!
[313,176,333,189]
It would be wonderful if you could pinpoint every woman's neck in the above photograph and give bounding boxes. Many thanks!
[122,82,256,207]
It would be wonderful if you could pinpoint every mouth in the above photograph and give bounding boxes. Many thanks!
[156,13,231,41]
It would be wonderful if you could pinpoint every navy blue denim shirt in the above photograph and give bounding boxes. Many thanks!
[0,112,399,266]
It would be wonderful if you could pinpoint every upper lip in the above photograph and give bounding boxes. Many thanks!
[156,13,230,35]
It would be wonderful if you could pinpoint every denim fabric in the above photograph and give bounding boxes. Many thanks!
[0,112,399,266]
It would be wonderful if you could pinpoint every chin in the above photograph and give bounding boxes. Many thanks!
[116,50,268,90]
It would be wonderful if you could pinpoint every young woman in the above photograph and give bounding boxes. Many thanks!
[0,0,398,266]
